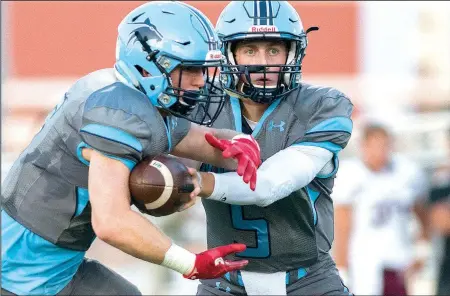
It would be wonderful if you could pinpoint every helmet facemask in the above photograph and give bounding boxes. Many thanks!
[160,63,225,126]
[128,30,226,126]
[219,28,318,104]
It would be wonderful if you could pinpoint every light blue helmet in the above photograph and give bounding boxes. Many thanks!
[115,1,225,125]
[216,1,318,103]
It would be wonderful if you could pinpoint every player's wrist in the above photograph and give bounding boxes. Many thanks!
[207,173,228,202]
[161,243,196,276]
[199,172,215,198]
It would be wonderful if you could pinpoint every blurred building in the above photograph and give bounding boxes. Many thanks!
[2,1,449,294]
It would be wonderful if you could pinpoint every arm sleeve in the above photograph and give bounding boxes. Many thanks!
[207,145,333,207]
[293,94,354,155]
[79,86,155,170]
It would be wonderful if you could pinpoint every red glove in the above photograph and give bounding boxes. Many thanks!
[184,243,248,280]
[205,133,261,191]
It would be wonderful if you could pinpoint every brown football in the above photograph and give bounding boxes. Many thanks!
[129,155,194,217]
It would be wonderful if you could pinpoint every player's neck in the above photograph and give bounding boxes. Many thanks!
[240,100,269,123]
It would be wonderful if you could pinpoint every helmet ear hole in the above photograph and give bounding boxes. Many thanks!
[135,65,151,77]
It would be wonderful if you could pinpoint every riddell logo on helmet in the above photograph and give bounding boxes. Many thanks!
[205,50,222,60]
[249,25,278,33]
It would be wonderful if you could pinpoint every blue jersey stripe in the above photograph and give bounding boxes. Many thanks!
[80,123,143,153]
[306,117,353,135]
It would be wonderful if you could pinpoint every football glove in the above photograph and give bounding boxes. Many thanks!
[205,133,261,190]
[184,243,248,280]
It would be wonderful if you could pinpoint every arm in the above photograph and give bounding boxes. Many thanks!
[329,159,358,274]
[171,124,240,171]
[88,150,248,279]
[199,145,333,207]
[333,205,352,270]
[413,201,431,241]
[88,150,177,264]
[430,202,450,234]
[428,178,450,234]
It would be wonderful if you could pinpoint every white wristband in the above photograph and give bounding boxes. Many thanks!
[208,173,228,202]
[161,243,196,275]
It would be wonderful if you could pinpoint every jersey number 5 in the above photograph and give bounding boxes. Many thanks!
[231,205,270,258]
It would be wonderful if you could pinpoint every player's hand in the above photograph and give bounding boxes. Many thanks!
[177,167,202,212]
[183,243,248,280]
[205,133,261,191]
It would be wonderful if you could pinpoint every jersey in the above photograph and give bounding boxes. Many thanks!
[197,83,353,272]
[332,155,428,270]
[1,68,190,295]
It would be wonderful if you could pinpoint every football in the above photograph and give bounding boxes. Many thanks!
[129,155,195,217]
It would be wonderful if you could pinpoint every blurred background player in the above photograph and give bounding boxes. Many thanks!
[428,128,450,295]
[186,1,354,295]
[332,123,430,296]
[1,2,263,295]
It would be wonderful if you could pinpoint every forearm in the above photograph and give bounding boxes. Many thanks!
[333,205,352,269]
[196,127,240,170]
[414,202,431,241]
[88,150,196,274]
[172,125,239,171]
[209,127,240,141]
[430,203,450,234]
[200,146,333,207]
[95,208,172,264]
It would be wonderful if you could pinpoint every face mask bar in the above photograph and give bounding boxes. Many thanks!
[162,64,226,126]
[220,64,301,103]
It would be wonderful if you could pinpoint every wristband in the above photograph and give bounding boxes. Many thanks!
[161,243,196,275]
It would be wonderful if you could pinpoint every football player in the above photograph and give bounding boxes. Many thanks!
[332,123,430,295]
[186,1,354,295]
[1,2,261,295]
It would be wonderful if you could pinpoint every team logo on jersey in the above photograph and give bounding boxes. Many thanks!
[248,25,278,33]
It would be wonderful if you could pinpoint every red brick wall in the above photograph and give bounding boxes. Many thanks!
[8,1,359,77]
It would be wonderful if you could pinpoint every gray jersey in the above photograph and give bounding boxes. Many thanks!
[1,68,190,251]
[199,83,353,272]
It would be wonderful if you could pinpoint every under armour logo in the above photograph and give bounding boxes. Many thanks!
[268,120,285,132]
[215,282,231,293]
[171,117,178,130]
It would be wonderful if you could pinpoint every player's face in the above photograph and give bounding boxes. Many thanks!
[170,66,205,91]
[169,66,207,105]
[362,132,392,171]
[234,40,288,87]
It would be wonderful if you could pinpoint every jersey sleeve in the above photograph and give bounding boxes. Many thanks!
[168,116,191,151]
[293,93,354,155]
[79,83,157,170]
